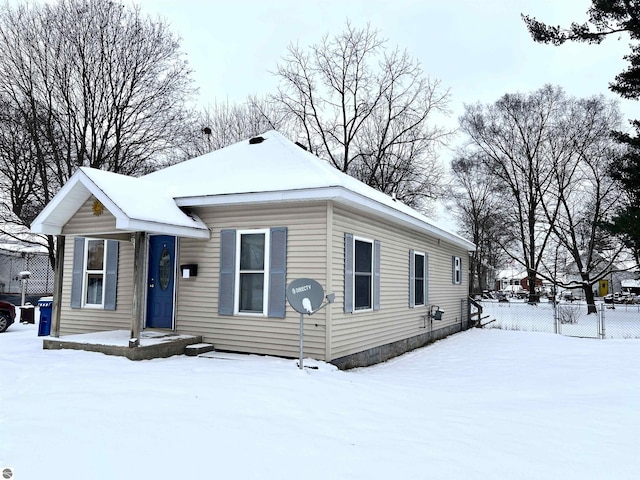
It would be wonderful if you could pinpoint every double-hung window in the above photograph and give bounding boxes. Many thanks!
[70,237,118,310]
[409,250,428,308]
[414,252,426,306]
[237,230,269,314]
[344,233,380,313]
[218,227,287,318]
[452,256,462,285]
[354,238,373,310]
[84,239,106,307]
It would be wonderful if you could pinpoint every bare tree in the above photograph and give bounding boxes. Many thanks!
[450,151,512,294]
[460,85,566,302]
[182,96,291,158]
[0,0,195,266]
[461,86,625,307]
[273,22,451,211]
[0,98,39,223]
[539,96,625,312]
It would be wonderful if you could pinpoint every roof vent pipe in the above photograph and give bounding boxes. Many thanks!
[249,136,265,144]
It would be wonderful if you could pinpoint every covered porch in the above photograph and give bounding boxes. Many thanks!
[30,168,210,358]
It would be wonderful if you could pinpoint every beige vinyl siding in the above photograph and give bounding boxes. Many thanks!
[330,205,469,360]
[176,202,328,359]
[62,197,119,235]
[55,195,470,360]
[59,235,134,335]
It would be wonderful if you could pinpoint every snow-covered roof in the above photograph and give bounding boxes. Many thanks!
[31,130,474,250]
[143,130,347,197]
[145,131,474,250]
[621,279,640,289]
[496,268,527,280]
[31,168,209,238]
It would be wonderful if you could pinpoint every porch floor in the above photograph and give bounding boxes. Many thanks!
[43,330,203,360]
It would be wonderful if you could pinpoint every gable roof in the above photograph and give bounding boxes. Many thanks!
[31,130,474,250]
[31,168,209,238]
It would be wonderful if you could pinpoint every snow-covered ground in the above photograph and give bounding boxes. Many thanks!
[2,320,639,480]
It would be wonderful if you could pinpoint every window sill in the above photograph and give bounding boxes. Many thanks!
[234,311,267,317]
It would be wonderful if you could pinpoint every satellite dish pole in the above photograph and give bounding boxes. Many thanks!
[286,278,335,370]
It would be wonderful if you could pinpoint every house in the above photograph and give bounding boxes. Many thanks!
[494,267,530,296]
[31,130,475,368]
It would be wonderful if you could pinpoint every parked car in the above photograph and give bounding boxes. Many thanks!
[0,300,16,333]
[605,292,640,304]
[500,285,528,299]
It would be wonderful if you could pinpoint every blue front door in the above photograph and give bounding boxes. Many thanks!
[147,235,176,329]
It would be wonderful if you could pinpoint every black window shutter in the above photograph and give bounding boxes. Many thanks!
[218,229,236,315]
[70,237,85,309]
[268,227,287,318]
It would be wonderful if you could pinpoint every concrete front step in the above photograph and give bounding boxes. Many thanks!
[43,330,203,360]
[184,343,215,356]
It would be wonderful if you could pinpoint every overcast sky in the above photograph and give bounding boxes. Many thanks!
[121,0,638,228]
[129,0,639,129]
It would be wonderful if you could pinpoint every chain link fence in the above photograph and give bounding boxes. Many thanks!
[473,300,640,339]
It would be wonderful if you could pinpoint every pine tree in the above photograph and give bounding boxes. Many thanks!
[523,1,640,266]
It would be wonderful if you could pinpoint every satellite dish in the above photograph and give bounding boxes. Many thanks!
[286,278,325,314]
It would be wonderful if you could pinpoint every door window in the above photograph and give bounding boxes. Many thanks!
[159,246,171,290]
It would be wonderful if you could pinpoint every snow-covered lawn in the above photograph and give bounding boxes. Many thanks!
[2,322,639,480]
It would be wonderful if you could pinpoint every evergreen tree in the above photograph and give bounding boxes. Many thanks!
[523,1,640,267]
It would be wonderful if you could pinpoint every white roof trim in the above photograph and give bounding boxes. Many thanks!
[31,172,92,235]
[31,169,210,239]
[120,219,210,239]
[176,186,475,251]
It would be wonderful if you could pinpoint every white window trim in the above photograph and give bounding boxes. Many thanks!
[234,229,270,316]
[353,235,374,313]
[414,250,426,306]
[453,256,462,285]
[82,238,106,309]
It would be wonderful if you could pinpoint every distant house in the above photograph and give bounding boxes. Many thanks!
[495,267,530,293]
[31,131,475,368]
[563,253,637,298]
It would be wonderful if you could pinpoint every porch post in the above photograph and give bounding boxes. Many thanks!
[130,231,147,347]
[50,235,65,338]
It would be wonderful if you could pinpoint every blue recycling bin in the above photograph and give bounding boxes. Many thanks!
[38,297,54,336]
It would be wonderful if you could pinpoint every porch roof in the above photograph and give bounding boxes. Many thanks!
[30,168,210,239]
